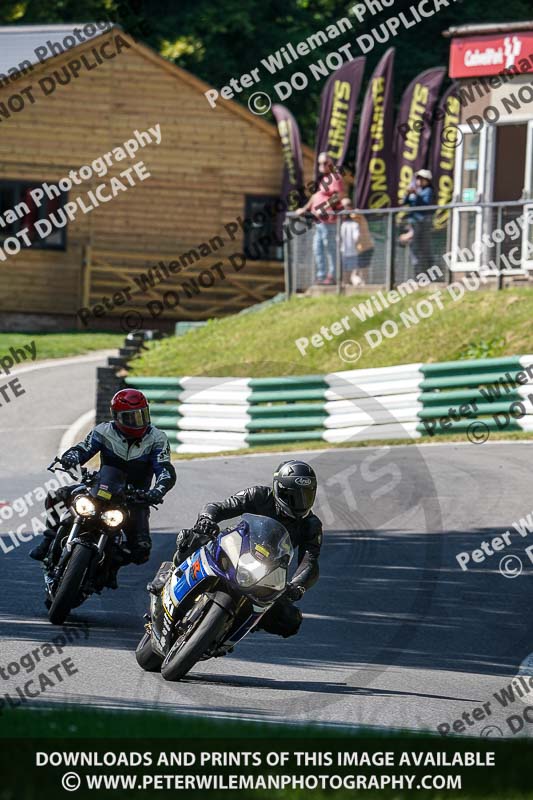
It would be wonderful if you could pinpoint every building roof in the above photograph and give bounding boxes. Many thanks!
[443,21,533,38]
[126,33,315,159]
[0,24,315,162]
[0,23,107,74]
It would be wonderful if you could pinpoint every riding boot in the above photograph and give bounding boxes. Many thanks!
[29,529,55,561]
[104,544,131,590]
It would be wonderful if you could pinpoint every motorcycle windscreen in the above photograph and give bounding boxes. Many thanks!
[90,464,127,501]
[235,514,294,595]
[241,513,293,564]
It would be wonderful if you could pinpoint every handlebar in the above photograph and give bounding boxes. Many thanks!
[127,489,160,510]
[127,490,148,503]
[47,457,94,483]
[47,459,159,509]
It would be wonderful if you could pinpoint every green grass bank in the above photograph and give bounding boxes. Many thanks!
[129,289,532,378]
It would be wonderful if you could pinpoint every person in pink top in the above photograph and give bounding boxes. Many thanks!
[295,153,345,285]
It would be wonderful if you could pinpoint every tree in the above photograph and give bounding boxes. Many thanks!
[4,0,533,147]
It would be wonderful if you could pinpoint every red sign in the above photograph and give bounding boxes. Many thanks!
[449,32,533,78]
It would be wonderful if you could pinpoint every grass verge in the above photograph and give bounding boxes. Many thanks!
[129,289,533,378]
[0,332,123,361]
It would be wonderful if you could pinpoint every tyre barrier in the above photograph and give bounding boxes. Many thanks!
[125,356,533,453]
[416,355,533,437]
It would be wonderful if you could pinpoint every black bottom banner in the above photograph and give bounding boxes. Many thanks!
[2,734,533,799]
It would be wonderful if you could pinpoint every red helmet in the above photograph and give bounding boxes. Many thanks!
[111,389,150,438]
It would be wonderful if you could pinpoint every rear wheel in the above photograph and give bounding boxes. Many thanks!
[135,631,163,672]
[48,545,93,625]
[161,595,232,682]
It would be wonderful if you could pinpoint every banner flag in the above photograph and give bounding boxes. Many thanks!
[394,66,446,205]
[314,57,366,179]
[430,83,461,229]
[272,104,306,212]
[354,47,395,210]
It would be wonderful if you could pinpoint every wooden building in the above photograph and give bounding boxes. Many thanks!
[0,24,314,330]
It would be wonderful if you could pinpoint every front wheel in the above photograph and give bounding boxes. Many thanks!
[135,632,163,672]
[48,544,93,625]
[161,596,232,682]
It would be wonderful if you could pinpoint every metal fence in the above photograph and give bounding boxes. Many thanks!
[284,200,533,296]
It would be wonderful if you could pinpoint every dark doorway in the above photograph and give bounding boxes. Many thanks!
[493,123,527,201]
[491,123,528,273]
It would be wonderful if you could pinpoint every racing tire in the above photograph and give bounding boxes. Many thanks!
[48,544,93,625]
[161,595,231,682]
[135,632,163,672]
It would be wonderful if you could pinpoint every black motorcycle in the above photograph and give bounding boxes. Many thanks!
[43,459,152,625]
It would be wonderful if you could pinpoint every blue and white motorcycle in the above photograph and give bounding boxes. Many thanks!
[136,514,293,681]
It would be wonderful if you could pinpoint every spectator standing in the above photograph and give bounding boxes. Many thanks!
[402,168,434,273]
[340,198,375,286]
[296,153,345,286]
[340,198,359,285]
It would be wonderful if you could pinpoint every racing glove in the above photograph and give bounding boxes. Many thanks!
[60,451,80,469]
[143,487,166,505]
[285,583,306,602]
[194,515,219,538]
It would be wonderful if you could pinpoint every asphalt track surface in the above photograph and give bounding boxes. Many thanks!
[1,354,533,738]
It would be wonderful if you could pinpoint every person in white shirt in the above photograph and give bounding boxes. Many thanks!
[340,198,375,287]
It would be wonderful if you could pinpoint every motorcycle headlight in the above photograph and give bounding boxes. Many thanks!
[236,556,270,588]
[101,509,124,528]
[73,496,96,517]
[236,566,257,588]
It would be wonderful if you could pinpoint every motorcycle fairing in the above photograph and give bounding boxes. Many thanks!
[151,515,293,659]
[163,543,266,651]
[170,547,217,606]
[224,609,265,646]
[150,591,174,654]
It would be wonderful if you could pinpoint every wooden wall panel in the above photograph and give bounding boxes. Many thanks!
[0,30,314,318]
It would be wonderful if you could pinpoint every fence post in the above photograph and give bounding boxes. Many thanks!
[283,220,292,299]
[385,211,395,290]
[335,214,342,295]
[78,244,91,330]
[496,206,504,290]
[445,210,453,285]
[95,366,125,424]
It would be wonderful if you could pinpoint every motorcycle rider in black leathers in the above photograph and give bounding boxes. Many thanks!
[29,389,176,586]
[171,460,322,638]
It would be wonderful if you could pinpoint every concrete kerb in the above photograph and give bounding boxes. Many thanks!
[58,408,95,454]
